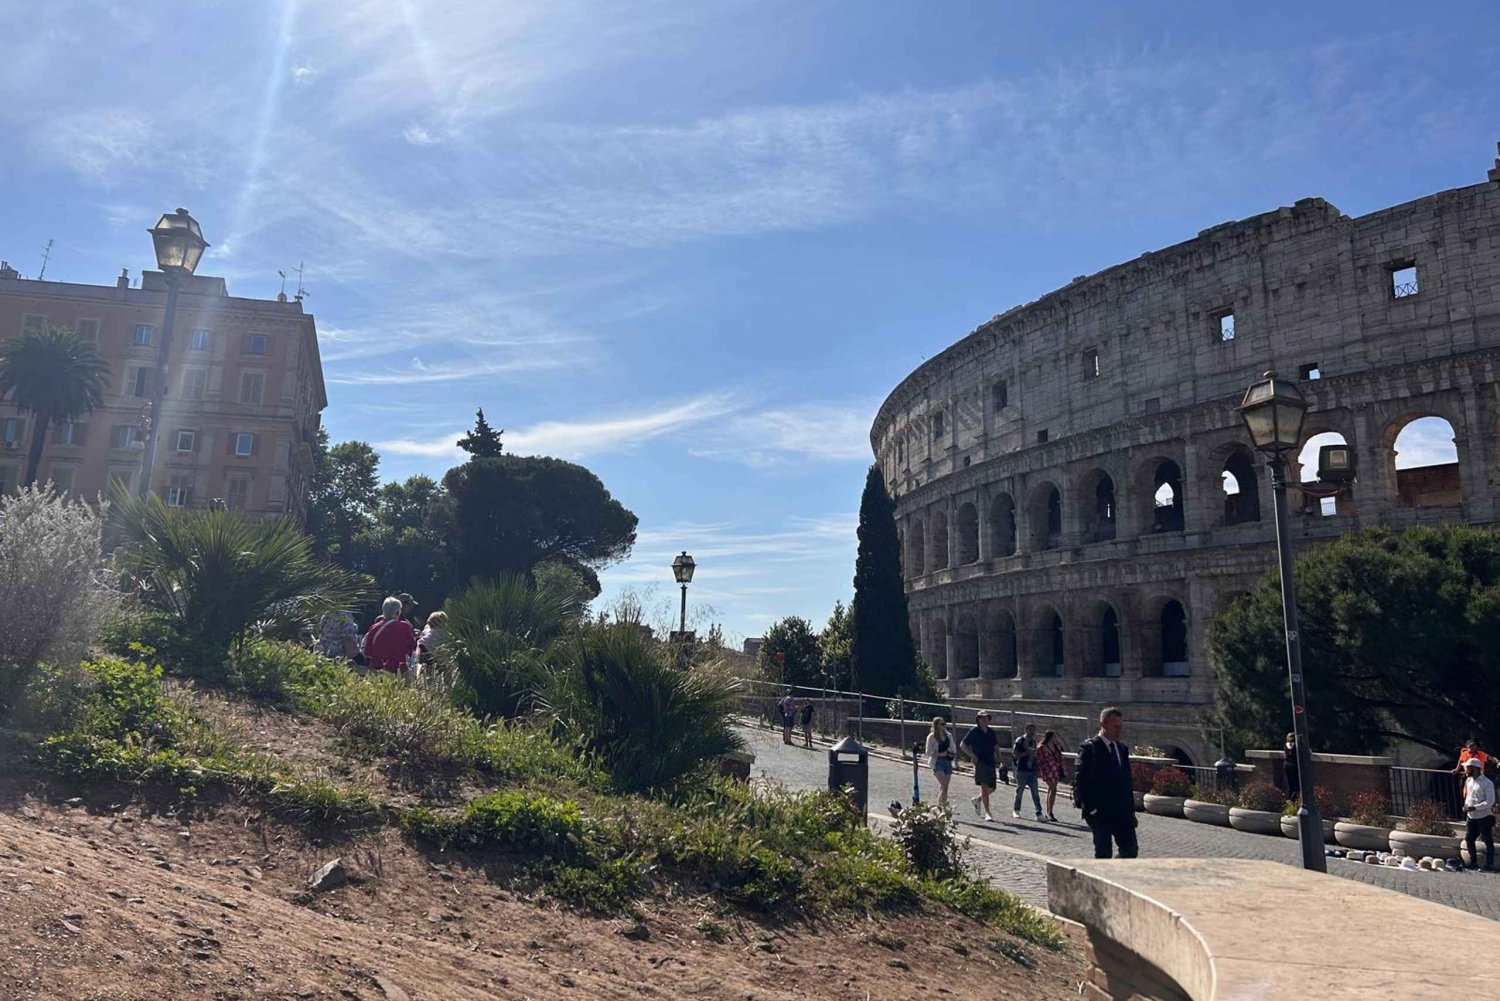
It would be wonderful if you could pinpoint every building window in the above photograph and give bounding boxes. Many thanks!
[133,324,154,346]
[1143,398,1161,415]
[1298,363,1321,381]
[1214,309,1235,342]
[226,475,250,511]
[1083,347,1100,380]
[234,432,254,457]
[247,333,269,356]
[2,417,25,449]
[1391,262,1419,299]
[21,314,47,336]
[125,365,150,397]
[49,465,76,494]
[993,380,1008,411]
[54,421,83,446]
[239,372,264,405]
[183,368,207,401]
[167,475,193,508]
[175,430,196,453]
[190,328,211,350]
[75,318,99,341]
[111,425,139,449]
[1036,429,1049,444]
[932,411,945,440]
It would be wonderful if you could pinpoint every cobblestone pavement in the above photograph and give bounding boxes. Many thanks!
[738,724,1500,920]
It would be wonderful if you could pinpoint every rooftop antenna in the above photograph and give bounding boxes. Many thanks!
[38,239,53,280]
[277,269,287,297]
[293,261,309,302]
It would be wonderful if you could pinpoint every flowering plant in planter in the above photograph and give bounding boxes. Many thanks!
[1237,781,1286,813]
[1400,800,1454,837]
[1149,767,1191,798]
[1285,784,1338,816]
[1130,761,1157,794]
[1347,791,1390,827]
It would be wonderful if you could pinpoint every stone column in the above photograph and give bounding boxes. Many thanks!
[977,485,993,562]
[1350,405,1391,521]
[978,601,999,680]
[943,608,956,687]
[1458,389,1490,520]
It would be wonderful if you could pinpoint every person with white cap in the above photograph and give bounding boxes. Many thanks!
[1463,756,1495,871]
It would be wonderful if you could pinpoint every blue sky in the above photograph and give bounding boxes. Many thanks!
[2,2,1495,641]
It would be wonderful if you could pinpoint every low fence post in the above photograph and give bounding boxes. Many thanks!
[898,697,907,757]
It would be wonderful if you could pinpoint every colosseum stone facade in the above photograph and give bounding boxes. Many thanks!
[870,145,1500,764]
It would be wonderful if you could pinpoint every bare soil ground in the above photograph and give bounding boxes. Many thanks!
[0,690,1086,1000]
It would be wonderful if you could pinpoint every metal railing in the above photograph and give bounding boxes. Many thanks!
[1390,766,1463,821]
[1392,281,1420,299]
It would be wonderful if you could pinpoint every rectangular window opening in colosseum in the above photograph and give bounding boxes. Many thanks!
[992,380,1007,411]
[1215,310,1235,342]
[1298,363,1321,380]
[1391,262,1419,299]
[1083,348,1100,379]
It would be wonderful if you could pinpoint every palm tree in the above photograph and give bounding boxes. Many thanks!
[0,325,110,487]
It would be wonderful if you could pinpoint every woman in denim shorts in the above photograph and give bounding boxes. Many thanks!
[925,716,958,808]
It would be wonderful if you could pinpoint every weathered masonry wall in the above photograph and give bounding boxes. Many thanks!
[870,146,1500,751]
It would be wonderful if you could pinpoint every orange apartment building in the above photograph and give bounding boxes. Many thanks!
[0,261,326,523]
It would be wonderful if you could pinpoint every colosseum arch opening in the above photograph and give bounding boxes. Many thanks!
[1297,431,1353,516]
[1139,597,1191,677]
[993,608,1018,679]
[907,520,926,578]
[955,502,980,564]
[1150,460,1185,533]
[1221,447,1261,526]
[990,493,1017,556]
[1028,607,1065,677]
[930,511,950,570]
[954,613,980,679]
[1389,414,1461,509]
[1028,482,1063,551]
[1079,599,1123,677]
[1081,469,1117,542]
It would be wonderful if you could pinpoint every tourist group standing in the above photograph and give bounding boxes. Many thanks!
[316,591,444,680]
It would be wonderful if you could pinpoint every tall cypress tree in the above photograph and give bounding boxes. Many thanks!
[851,464,920,707]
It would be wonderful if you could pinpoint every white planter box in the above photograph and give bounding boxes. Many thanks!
[1142,794,1185,818]
[1228,807,1282,836]
[1334,821,1393,852]
[1183,800,1232,827]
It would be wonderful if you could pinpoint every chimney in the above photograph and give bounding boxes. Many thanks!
[1490,140,1500,183]
[117,268,130,289]
[0,261,18,280]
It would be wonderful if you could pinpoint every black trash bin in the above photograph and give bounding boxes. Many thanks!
[828,736,869,821]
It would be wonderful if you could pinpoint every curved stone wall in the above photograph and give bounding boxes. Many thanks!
[871,150,1500,748]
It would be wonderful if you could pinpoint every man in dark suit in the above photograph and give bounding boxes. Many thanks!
[1073,706,1139,859]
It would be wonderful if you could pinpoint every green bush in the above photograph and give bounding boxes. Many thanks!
[891,803,966,877]
[443,575,576,718]
[407,790,585,857]
[1188,785,1234,806]
[1347,791,1390,827]
[1400,800,1455,837]
[1236,781,1286,812]
[231,638,350,706]
[111,495,371,670]
[1149,767,1191,797]
[544,623,742,791]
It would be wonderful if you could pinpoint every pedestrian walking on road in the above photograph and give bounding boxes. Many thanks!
[926,717,957,809]
[798,699,815,748]
[1463,756,1495,871]
[1012,723,1045,821]
[960,711,1000,822]
[1073,707,1139,859]
[778,693,795,744]
[1037,729,1066,822]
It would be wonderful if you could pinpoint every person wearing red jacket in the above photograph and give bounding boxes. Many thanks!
[363,596,418,675]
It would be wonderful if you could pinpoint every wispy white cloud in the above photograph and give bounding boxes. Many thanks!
[693,400,876,468]
[327,354,566,386]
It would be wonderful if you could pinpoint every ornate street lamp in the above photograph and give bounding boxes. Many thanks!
[671,551,696,638]
[138,208,208,498]
[1238,371,1325,873]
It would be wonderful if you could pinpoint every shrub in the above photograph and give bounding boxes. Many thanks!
[1284,783,1338,817]
[1346,791,1390,827]
[443,575,576,718]
[1189,785,1234,806]
[890,803,966,878]
[230,638,348,706]
[407,790,585,857]
[1236,781,1286,812]
[1149,767,1191,797]
[543,623,742,792]
[0,487,115,716]
[1130,760,1157,794]
[1401,800,1455,837]
[111,495,370,670]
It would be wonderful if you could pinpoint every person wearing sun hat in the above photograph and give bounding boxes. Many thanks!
[1463,756,1495,871]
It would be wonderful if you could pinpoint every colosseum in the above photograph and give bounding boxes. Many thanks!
[870,144,1500,765]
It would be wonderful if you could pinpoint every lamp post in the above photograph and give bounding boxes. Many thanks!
[137,208,208,498]
[1238,371,1326,873]
[671,550,696,650]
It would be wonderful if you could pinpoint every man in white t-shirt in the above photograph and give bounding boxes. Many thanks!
[1463,756,1495,871]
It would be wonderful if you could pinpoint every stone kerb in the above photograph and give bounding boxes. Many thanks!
[1046,857,1500,1000]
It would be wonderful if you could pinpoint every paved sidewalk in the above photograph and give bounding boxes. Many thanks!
[739,724,1500,920]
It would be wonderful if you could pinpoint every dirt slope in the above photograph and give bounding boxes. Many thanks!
[0,798,1083,1000]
